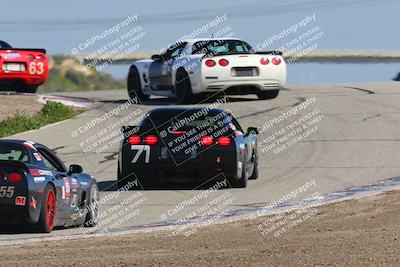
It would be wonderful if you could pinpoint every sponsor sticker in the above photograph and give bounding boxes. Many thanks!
[15,196,26,206]
[30,196,37,209]
[34,176,46,183]
[71,194,77,208]
[63,178,71,199]
[33,153,42,161]
[22,141,37,151]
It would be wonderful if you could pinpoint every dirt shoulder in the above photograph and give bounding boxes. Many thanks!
[0,95,42,122]
[1,190,400,267]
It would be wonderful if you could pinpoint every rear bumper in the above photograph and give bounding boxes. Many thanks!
[195,79,285,94]
[0,76,46,87]
[0,205,31,224]
[121,149,239,179]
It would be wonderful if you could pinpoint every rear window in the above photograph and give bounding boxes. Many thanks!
[140,109,232,131]
[0,144,30,163]
[192,40,252,55]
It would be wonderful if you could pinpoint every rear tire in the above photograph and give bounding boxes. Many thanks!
[249,155,259,180]
[37,184,56,233]
[128,66,149,101]
[257,90,279,100]
[175,70,194,104]
[230,151,249,188]
[84,183,100,227]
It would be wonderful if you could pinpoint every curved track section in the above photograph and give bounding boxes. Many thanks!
[1,82,399,244]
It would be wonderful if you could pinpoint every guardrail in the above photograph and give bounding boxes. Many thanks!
[75,50,400,65]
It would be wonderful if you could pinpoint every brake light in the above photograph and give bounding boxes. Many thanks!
[272,57,281,65]
[260,57,269,65]
[8,172,22,183]
[29,169,41,176]
[172,131,186,135]
[128,135,141,145]
[205,59,216,67]
[145,135,158,145]
[218,59,229,67]
[200,135,213,146]
[27,54,35,61]
[217,136,231,146]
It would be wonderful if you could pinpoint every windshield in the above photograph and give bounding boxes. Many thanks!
[192,40,253,55]
[0,143,30,163]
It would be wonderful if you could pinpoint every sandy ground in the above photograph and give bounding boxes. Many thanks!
[1,190,400,267]
[0,95,42,122]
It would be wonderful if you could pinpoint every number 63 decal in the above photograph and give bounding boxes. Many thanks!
[131,145,150,163]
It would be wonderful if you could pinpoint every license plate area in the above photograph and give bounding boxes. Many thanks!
[3,62,26,72]
[231,67,259,77]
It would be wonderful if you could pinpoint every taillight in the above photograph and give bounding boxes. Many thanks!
[29,169,41,176]
[205,59,216,67]
[260,57,269,65]
[172,131,186,135]
[217,136,231,146]
[8,172,22,183]
[145,135,158,145]
[128,135,141,145]
[27,54,35,61]
[200,135,213,146]
[272,57,281,65]
[218,59,229,67]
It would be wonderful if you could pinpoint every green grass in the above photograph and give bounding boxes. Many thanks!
[0,101,78,138]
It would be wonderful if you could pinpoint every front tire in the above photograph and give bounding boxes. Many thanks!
[175,69,194,104]
[249,154,259,180]
[84,183,100,227]
[37,184,56,233]
[127,66,149,101]
[257,90,279,100]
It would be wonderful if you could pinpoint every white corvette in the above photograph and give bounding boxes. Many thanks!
[127,38,286,103]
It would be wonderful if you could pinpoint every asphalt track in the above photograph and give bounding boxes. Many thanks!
[1,82,400,244]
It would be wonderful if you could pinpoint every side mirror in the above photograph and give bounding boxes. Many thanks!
[151,54,163,61]
[68,164,83,175]
[247,127,259,135]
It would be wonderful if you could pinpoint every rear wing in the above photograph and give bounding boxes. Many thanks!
[0,48,46,54]
[254,51,283,56]
[0,160,30,172]
[202,50,283,59]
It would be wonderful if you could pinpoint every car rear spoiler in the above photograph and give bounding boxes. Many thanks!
[202,50,283,59]
[0,48,46,54]
[0,160,30,172]
[254,51,283,56]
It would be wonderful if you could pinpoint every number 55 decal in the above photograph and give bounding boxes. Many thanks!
[0,186,15,198]
[131,145,150,163]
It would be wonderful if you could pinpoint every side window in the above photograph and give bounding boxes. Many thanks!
[40,153,58,172]
[162,42,187,61]
[37,148,65,173]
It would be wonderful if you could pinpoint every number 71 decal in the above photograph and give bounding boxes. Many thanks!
[131,145,150,163]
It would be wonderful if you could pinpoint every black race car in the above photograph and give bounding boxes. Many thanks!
[0,140,99,232]
[118,108,259,188]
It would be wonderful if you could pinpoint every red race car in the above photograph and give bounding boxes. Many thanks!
[0,41,48,93]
